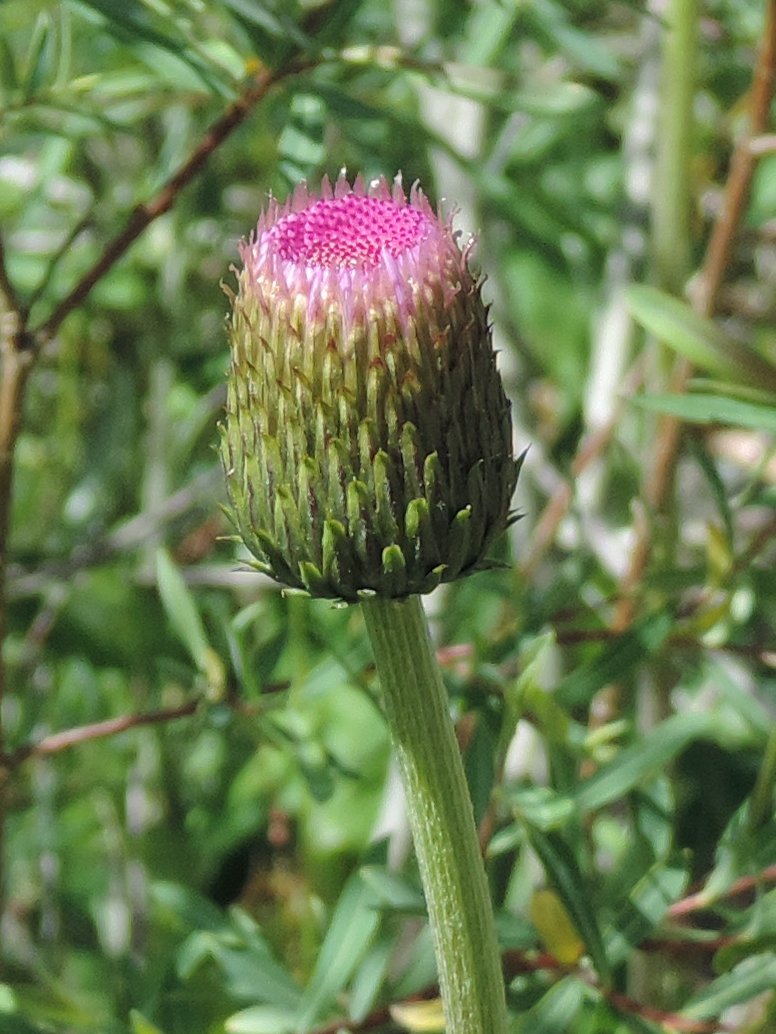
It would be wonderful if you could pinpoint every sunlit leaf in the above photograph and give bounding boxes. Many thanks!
[390,998,445,1032]
[530,888,586,964]
[225,1005,296,1034]
[527,829,611,982]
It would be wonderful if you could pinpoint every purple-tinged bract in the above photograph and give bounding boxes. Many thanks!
[221,173,519,600]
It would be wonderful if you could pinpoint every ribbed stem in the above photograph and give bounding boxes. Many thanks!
[361,595,507,1034]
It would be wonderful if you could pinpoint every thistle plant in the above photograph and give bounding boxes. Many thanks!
[222,173,518,1034]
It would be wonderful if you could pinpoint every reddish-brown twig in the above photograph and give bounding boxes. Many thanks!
[0,700,201,769]
[668,863,776,920]
[33,62,302,346]
[0,680,291,771]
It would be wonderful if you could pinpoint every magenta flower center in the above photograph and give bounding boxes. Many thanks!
[268,194,431,269]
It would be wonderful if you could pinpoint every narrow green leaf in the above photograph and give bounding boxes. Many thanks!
[72,0,229,94]
[529,0,620,79]
[155,547,209,672]
[687,435,734,546]
[293,871,381,1030]
[633,391,776,433]
[348,935,394,1023]
[220,0,310,67]
[499,630,556,763]
[517,977,587,1034]
[688,377,776,405]
[178,929,301,1010]
[555,612,672,708]
[575,712,719,813]
[0,35,19,94]
[152,880,225,935]
[130,1010,166,1034]
[608,857,689,964]
[358,865,425,914]
[683,953,776,1020]
[226,1005,296,1034]
[627,285,776,393]
[22,12,55,98]
[506,785,575,832]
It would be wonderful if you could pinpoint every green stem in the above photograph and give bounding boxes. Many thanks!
[361,595,507,1034]
[652,0,698,295]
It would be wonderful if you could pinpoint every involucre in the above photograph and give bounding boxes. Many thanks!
[221,173,520,601]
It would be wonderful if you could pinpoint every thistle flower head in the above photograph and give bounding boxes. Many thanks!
[221,173,519,601]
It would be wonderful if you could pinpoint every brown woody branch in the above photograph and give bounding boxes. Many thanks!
[668,862,776,920]
[0,680,291,771]
[33,62,296,346]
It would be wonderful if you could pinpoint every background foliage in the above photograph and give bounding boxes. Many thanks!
[1,1,775,1032]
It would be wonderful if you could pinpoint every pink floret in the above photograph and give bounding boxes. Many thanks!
[241,176,470,333]
[268,194,432,269]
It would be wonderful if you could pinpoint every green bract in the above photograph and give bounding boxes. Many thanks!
[221,174,519,601]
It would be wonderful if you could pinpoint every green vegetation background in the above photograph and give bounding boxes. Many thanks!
[1,1,775,1032]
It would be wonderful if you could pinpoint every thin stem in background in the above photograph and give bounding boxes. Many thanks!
[620,0,700,636]
[617,0,776,630]
[0,232,31,930]
[651,0,697,297]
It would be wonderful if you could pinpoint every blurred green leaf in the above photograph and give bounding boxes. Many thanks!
[528,0,620,79]
[152,881,226,935]
[506,785,576,833]
[627,285,776,393]
[70,0,231,94]
[156,547,224,693]
[556,613,673,708]
[220,0,309,68]
[130,1010,166,1034]
[0,35,18,95]
[575,712,720,813]
[225,1005,296,1034]
[682,954,776,1020]
[293,869,381,1029]
[179,924,301,1010]
[608,857,689,964]
[515,976,587,1034]
[348,934,393,1023]
[358,865,425,914]
[22,12,56,98]
[633,391,776,432]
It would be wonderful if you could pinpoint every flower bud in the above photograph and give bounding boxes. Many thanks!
[221,173,520,601]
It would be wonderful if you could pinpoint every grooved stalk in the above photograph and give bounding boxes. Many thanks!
[361,594,507,1034]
